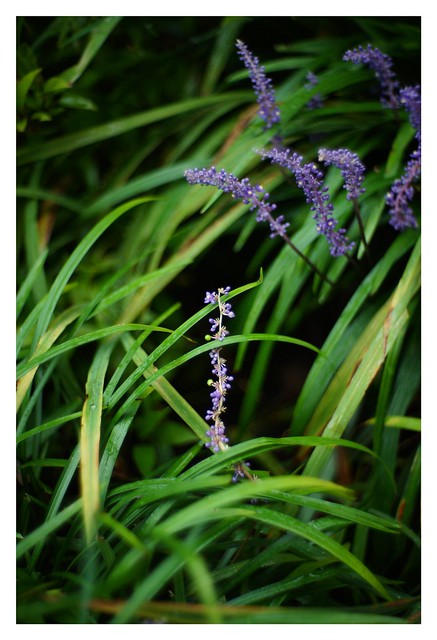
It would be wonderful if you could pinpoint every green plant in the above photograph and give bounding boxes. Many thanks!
[16,16,420,624]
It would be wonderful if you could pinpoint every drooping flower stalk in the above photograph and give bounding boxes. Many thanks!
[257,147,355,257]
[185,166,334,285]
[343,44,399,109]
[185,166,289,239]
[318,148,371,262]
[236,39,281,129]
[317,148,366,201]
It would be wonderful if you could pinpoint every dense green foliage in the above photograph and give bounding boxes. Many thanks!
[16,16,420,624]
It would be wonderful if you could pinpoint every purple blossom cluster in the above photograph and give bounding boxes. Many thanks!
[385,151,420,230]
[318,148,366,201]
[185,40,420,259]
[203,288,252,481]
[399,85,421,141]
[257,147,355,256]
[386,85,421,230]
[204,287,235,452]
[343,44,399,109]
[184,166,290,238]
[236,39,281,129]
[305,71,324,110]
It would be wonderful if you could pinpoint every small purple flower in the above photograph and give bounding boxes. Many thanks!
[236,39,281,129]
[305,71,318,88]
[305,71,324,110]
[232,461,251,483]
[257,147,354,257]
[184,166,289,239]
[318,148,366,201]
[343,44,399,109]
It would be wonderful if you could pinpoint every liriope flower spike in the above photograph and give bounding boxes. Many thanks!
[204,287,235,452]
[257,147,355,257]
[343,44,399,109]
[185,166,289,238]
[400,85,421,141]
[236,39,281,129]
[386,85,421,230]
[386,150,420,231]
[318,148,370,262]
[318,148,366,201]
[305,71,324,110]
[204,288,252,481]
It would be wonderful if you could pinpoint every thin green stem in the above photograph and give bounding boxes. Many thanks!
[353,198,372,265]
[281,233,335,287]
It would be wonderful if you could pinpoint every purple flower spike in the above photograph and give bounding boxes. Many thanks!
[343,44,399,109]
[257,147,355,257]
[318,148,366,201]
[399,85,421,141]
[203,287,236,452]
[184,166,289,239]
[236,39,280,129]
[305,71,324,110]
[386,149,420,231]
[386,85,421,231]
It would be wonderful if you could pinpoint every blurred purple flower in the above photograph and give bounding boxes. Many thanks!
[343,44,399,108]
[305,71,324,110]
[386,85,421,230]
[399,85,421,140]
[386,148,420,231]
[236,39,281,129]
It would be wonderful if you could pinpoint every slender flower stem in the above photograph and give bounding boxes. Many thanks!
[345,251,365,277]
[352,199,372,265]
[281,233,335,286]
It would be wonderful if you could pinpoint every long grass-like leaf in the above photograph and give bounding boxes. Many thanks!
[80,343,112,544]
[149,476,389,599]
[17,499,82,559]
[17,93,251,165]
[303,239,420,477]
